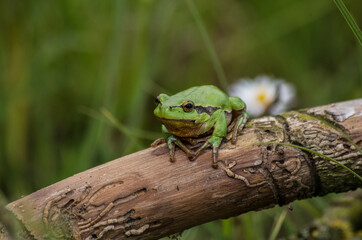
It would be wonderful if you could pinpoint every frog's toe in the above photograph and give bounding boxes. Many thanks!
[169,143,176,162]
[186,151,196,160]
[167,138,177,162]
[151,138,166,148]
[192,141,211,160]
[231,133,237,145]
[190,149,203,161]
[212,145,219,169]
[212,162,218,169]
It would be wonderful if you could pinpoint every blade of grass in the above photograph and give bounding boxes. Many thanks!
[333,0,362,45]
[241,213,261,240]
[257,142,362,182]
[297,200,323,218]
[185,0,228,90]
[221,218,232,239]
[341,132,362,155]
[268,208,287,240]
[201,222,228,240]
[100,108,160,141]
[79,106,161,141]
[100,108,141,148]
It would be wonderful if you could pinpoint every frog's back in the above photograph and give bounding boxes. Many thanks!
[176,85,231,108]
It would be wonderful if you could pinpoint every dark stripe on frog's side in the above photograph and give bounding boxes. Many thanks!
[169,105,221,115]
[194,106,221,115]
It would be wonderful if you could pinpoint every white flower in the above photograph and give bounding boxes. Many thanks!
[228,75,296,117]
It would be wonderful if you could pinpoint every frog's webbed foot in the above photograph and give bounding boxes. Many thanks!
[192,136,222,169]
[166,136,195,162]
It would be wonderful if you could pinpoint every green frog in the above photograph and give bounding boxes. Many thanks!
[152,85,249,168]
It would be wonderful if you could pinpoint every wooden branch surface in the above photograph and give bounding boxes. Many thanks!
[6,99,362,240]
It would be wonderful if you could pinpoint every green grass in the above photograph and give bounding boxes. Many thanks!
[333,0,362,45]
[0,0,361,239]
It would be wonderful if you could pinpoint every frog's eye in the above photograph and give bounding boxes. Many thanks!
[182,101,194,112]
[155,96,161,106]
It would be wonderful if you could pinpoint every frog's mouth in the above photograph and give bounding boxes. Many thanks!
[157,117,206,138]
[158,117,195,123]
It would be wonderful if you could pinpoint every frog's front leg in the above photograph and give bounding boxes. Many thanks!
[160,124,195,162]
[192,110,227,168]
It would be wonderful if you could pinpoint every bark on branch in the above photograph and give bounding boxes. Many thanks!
[4,99,362,240]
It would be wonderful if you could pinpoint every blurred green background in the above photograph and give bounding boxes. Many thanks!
[0,0,361,239]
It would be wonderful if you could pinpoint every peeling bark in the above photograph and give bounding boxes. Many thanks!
[4,99,362,240]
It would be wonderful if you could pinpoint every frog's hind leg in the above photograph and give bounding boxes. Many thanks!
[231,111,249,144]
[174,139,195,159]
[167,136,195,162]
[192,137,222,168]
[192,141,210,161]
[181,136,209,147]
[160,124,195,162]
[228,96,248,144]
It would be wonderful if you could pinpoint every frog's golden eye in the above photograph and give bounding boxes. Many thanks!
[182,101,194,112]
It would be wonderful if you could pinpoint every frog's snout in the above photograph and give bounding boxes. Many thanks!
[154,105,174,116]
[153,106,162,116]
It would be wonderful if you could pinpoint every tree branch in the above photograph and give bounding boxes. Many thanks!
[4,99,362,240]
